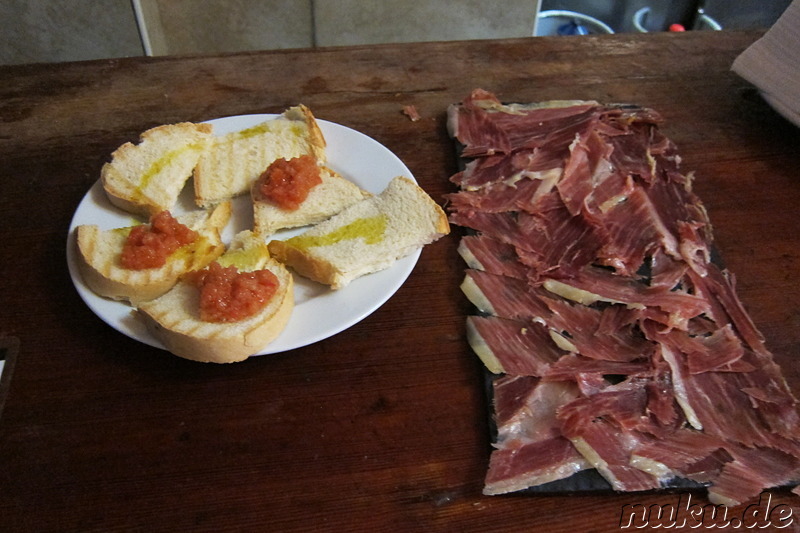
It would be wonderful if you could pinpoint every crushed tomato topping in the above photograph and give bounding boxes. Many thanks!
[190,261,279,323]
[120,211,198,270]
[258,154,322,210]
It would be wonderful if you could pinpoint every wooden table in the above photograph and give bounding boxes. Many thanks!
[2,30,800,532]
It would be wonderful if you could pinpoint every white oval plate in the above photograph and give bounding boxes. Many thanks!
[66,115,420,355]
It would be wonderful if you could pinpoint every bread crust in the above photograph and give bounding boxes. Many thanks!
[290,104,327,160]
[75,224,202,302]
[194,105,327,208]
[138,276,294,363]
[267,176,450,289]
[267,239,342,287]
[101,122,213,217]
[252,166,370,237]
[74,202,231,304]
[136,250,294,363]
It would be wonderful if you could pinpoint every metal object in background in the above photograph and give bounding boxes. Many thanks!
[539,0,792,34]
[534,10,615,36]
[633,6,722,32]
[539,0,698,33]
[693,9,723,30]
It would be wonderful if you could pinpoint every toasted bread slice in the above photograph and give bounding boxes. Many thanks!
[75,202,231,304]
[268,176,450,289]
[101,122,213,217]
[137,231,294,363]
[194,105,326,208]
[252,165,371,237]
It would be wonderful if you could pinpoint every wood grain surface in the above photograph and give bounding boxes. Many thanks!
[2,30,800,532]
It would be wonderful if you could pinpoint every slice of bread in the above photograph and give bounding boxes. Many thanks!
[137,231,295,363]
[75,202,231,304]
[101,122,213,217]
[267,176,450,289]
[194,105,326,208]
[252,165,371,237]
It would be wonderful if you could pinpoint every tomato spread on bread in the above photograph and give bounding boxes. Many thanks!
[120,210,198,270]
[190,262,279,323]
[257,154,321,210]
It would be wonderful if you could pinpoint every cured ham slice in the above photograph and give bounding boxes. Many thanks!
[688,264,770,356]
[448,89,601,158]
[543,354,651,382]
[494,377,580,443]
[446,167,560,213]
[467,316,563,376]
[484,377,590,495]
[558,388,663,492]
[457,235,528,280]
[707,445,800,507]
[592,185,681,276]
[447,89,800,505]
[483,436,590,495]
[448,151,563,192]
[543,267,710,331]
[630,428,729,481]
[543,298,653,363]
[460,269,551,321]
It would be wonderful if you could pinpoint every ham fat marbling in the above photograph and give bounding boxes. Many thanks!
[446,89,800,505]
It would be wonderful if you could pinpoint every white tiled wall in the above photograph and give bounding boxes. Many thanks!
[140,0,316,55]
[1,0,541,65]
[0,0,144,65]
[313,1,538,46]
